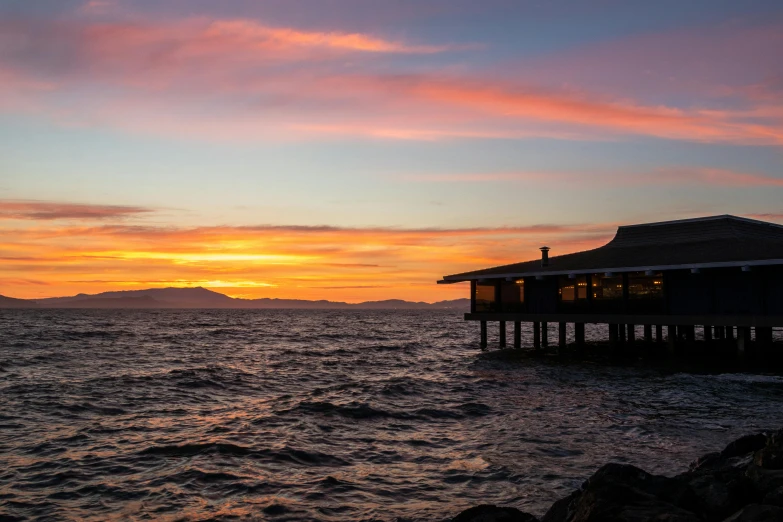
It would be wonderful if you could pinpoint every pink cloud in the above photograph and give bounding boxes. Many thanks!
[505,22,783,103]
[405,167,783,187]
[81,0,115,11]
[0,200,154,220]
[655,167,783,187]
[0,16,781,145]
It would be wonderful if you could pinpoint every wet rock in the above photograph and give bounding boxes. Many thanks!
[754,431,783,470]
[679,471,752,521]
[721,433,768,460]
[679,450,757,520]
[689,451,722,472]
[566,464,701,522]
[745,463,783,499]
[451,504,539,522]
[541,490,580,522]
[761,486,783,507]
[722,503,783,521]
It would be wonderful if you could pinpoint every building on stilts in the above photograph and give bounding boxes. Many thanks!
[438,215,783,357]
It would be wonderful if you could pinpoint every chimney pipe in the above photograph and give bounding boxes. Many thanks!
[540,246,550,267]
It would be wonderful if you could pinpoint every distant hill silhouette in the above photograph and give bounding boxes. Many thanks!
[9,287,469,310]
[36,287,233,307]
[0,295,39,308]
[44,295,165,309]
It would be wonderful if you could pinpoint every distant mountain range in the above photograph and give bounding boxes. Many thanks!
[0,287,469,310]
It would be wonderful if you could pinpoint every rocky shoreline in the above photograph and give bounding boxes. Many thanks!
[452,429,783,522]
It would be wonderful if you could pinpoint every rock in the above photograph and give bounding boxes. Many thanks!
[722,503,783,521]
[679,471,753,521]
[451,504,539,522]
[689,452,722,472]
[564,464,702,522]
[721,434,769,460]
[541,490,580,522]
[679,450,758,520]
[762,486,783,507]
[745,463,783,499]
[754,431,783,470]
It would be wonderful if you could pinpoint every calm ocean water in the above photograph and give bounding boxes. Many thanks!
[2,309,783,521]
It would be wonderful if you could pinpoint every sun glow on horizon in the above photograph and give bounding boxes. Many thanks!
[0,207,616,302]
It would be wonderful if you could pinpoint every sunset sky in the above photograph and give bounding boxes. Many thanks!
[1,0,782,301]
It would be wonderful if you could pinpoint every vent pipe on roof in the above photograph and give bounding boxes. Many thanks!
[540,246,550,267]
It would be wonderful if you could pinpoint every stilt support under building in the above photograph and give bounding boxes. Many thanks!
[575,323,585,349]
[737,326,750,358]
[644,324,652,343]
[559,322,567,353]
[533,322,541,351]
[609,324,619,350]
[499,321,506,348]
[667,325,677,354]
[480,321,487,349]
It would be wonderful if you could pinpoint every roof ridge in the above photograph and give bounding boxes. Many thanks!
[618,214,783,230]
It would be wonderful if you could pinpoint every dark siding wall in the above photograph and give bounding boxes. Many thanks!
[765,267,783,314]
[666,271,714,315]
[526,277,558,313]
[713,270,763,315]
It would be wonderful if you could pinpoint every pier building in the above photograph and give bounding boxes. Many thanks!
[439,215,783,356]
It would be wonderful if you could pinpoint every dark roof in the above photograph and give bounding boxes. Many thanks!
[441,215,783,282]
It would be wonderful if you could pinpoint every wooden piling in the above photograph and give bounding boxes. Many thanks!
[609,324,618,349]
[575,322,585,349]
[480,321,487,349]
[737,326,750,358]
[533,322,541,351]
[644,324,653,343]
[559,322,567,353]
[667,325,677,354]
[499,321,506,348]
[685,325,695,344]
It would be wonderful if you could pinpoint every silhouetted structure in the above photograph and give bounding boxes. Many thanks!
[439,215,783,357]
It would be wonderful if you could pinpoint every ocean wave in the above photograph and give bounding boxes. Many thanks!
[138,442,350,466]
[275,400,492,421]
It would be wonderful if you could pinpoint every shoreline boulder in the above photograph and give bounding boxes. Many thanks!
[454,429,783,522]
